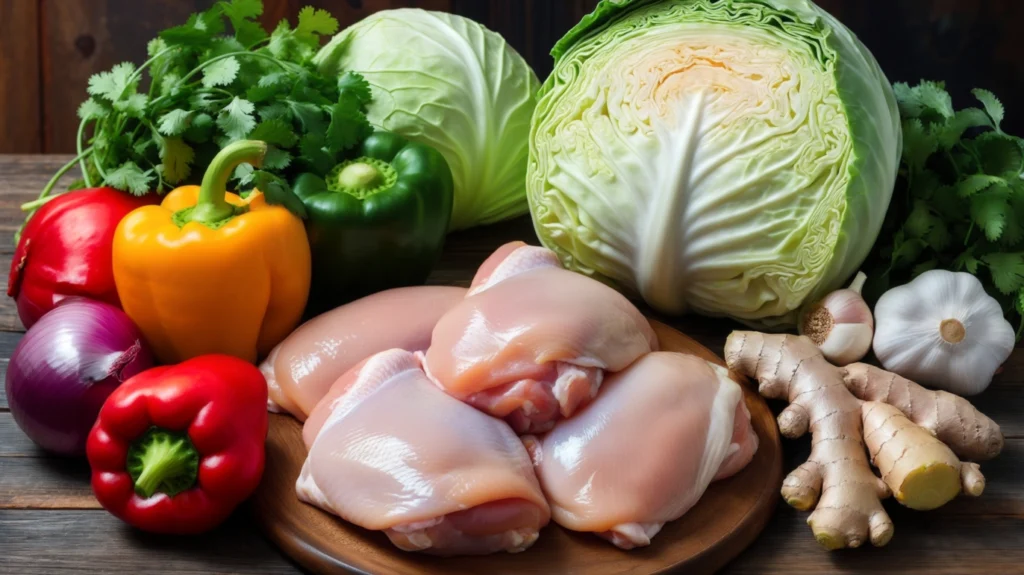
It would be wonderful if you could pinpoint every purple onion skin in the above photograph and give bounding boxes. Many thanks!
[6,298,154,456]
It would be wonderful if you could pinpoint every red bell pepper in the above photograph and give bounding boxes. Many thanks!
[86,355,268,534]
[8,188,154,328]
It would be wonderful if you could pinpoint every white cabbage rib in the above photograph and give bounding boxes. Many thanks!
[529,0,900,326]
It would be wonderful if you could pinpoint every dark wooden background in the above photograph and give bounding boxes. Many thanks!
[0,0,1023,154]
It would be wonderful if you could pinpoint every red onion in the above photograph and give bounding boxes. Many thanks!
[6,298,153,456]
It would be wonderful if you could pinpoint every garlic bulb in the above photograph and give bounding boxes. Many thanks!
[799,272,874,365]
[873,270,1015,396]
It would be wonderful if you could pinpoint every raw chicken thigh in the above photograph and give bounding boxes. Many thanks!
[260,286,465,420]
[298,349,551,556]
[525,352,758,549]
[424,243,657,433]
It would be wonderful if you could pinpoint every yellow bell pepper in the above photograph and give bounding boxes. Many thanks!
[112,140,311,364]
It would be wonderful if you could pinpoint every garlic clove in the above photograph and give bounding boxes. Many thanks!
[799,272,874,365]
[818,322,874,367]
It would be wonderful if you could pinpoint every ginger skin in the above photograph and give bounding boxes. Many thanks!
[724,332,1003,550]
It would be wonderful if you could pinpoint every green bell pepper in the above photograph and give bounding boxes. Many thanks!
[293,131,454,312]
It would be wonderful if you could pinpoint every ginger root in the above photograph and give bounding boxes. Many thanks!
[724,332,1003,550]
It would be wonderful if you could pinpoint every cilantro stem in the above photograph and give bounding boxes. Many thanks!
[965,222,975,246]
[25,147,94,208]
[76,118,94,188]
[180,51,294,85]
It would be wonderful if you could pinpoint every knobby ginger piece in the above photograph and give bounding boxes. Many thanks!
[724,332,1003,550]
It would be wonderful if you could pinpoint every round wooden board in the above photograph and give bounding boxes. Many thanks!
[250,320,783,575]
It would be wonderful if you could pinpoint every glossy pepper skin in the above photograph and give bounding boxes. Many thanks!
[294,131,453,312]
[86,355,268,534]
[113,140,311,364]
[8,188,155,328]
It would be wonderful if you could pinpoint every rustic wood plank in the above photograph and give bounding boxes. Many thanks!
[0,413,39,456]
[726,509,1024,574]
[0,2,41,154]
[0,457,98,509]
[0,510,301,574]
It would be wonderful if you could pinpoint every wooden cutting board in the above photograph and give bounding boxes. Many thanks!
[250,320,784,575]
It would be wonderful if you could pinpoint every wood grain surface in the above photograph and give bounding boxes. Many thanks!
[0,155,1021,574]
[250,321,784,575]
[2,1,1024,152]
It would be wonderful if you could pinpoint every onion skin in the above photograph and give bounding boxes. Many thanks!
[6,298,153,456]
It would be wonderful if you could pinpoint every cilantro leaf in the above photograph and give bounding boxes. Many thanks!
[915,81,954,119]
[253,170,307,218]
[160,8,225,48]
[258,103,291,122]
[974,132,1023,176]
[159,137,195,184]
[954,250,981,274]
[1002,201,1024,247]
[971,190,1009,242]
[216,97,256,141]
[158,109,192,136]
[147,38,168,57]
[894,82,922,118]
[248,119,299,148]
[904,200,938,239]
[911,259,938,278]
[973,88,1005,131]
[104,162,154,195]
[956,174,1005,198]
[113,93,148,118]
[201,56,240,88]
[263,147,293,170]
[184,113,215,142]
[295,7,339,48]
[984,252,1024,294]
[234,162,256,186]
[326,101,372,153]
[338,72,372,108]
[902,118,936,172]
[299,132,335,175]
[218,0,267,48]
[937,108,991,150]
[88,62,137,102]
[77,98,108,120]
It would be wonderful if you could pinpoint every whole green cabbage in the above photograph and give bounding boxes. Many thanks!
[528,0,902,327]
[314,9,540,231]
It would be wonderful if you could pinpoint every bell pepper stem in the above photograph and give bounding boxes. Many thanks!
[127,428,200,499]
[190,140,268,225]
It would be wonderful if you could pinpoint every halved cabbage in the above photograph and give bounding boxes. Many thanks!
[528,0,901,327]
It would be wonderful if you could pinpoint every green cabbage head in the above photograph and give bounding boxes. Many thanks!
[528,0,902,327]
[315,9,540,231]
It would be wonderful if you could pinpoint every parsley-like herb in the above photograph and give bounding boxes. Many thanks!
[37,0,371,221]
[863,81,1024,338]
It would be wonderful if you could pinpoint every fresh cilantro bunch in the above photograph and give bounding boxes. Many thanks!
[54,0,372,216]
[863,80,1024,336]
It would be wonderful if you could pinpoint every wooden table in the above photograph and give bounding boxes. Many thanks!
[1,155,1021,575]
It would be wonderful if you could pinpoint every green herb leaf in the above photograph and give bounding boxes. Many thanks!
[248,118,299,148]
[901,118,936,172]
[218,0,266,48]
[974,132,1023,176]
[160,137,195,184]
[158,109,192,136]
[954,249,981,274]
[263,147,292,170]
[77,98,108,120]
[338,72,372,108]
[201,56,240,88]
[253,169,307,218]
[184,113,215,142]
[326,101,372,153]
[160,9,225,48]
[88,62,138,102]
[937,107,992,150]
[971,189,1009,242]
[113,93,148,118]
[295,7,339,48]
[973,88,1005,131]
[299,132,335,175]
[956,174,1005,198]
[104,162,154,195]
[216,97,256,141]
[911,259,938,278]
[984,252,1024,294]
